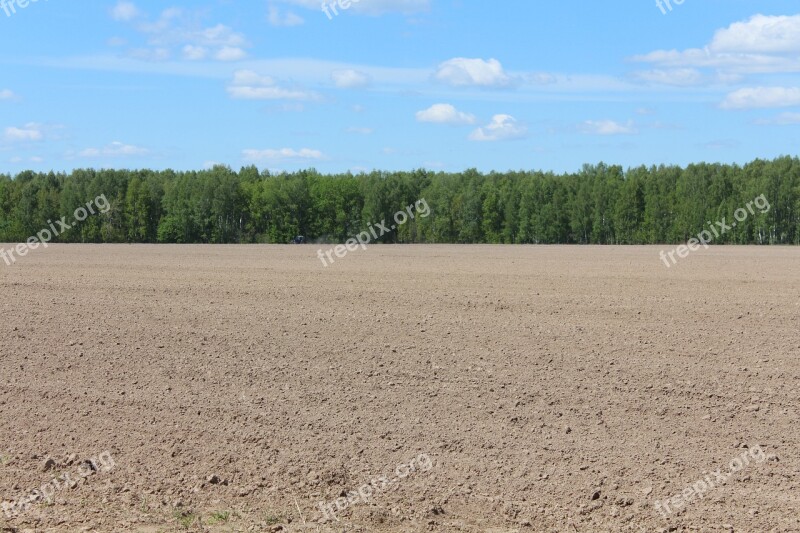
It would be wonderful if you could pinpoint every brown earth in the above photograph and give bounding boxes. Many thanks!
[0,244,798,533]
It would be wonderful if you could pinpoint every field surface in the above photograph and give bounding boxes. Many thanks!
[1,245,799,532]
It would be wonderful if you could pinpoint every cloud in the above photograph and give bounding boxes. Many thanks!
[242,147,324,162]
[415,103,476,125]
[113,7,249,62]
[29,55,430,90]
[702,140,740,150]
[434,58,513,88]
[110,1,141,21]
[0,89,15,100]
[268,5,304,27]
[632,14,800,76]
[214,46,247,61]
[524,72,558,85]
[130,47,171,61]
[182,45,207,61]
[35,52,639,104]
[712,14,800,54]
[331,69,370,88]
[227,70,320,100]
[77,142,149,158]
[277,0,430,16]
[469,114,527,141]
[190,23,246,48]
[721,87,800,109]
[755,111,800,125]
[4,123,44,142]
[8,155,43,164]
[184,44,247,61]
[579,120,638,136]
[632,68,705,86]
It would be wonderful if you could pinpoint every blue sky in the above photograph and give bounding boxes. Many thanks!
[1,0,799,173]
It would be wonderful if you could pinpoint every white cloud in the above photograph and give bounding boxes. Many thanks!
[230,70,271,86]
[702,140,740,150]
[711,14,800,54]
[29,56,430,90]
[434,58,513,88]
[278,0,430,16]
[8,156,43,164]
[721,87,800,109]
[130,47,171,61]
[111,1,140,21]
[34,53,640,104]
[0,89,15,100]
[228,85,311,100]
[755,111,800,125]
[268,5,304,27]
[524,72,557,85]
[415,103,476,125]
[242,148,324,162]
[182,45,207,61]
[579,120,638,136]
[4,123,44,142]
[214,46,247,62]
[114,7,248,62]
[331,69,370,88]
[633,14,800,76]
[777,112,800,123]
[633,68,704,86]
[469,114,527,142]
[227,69,319,100]
[191,23,246,47]
[78,141,149,158]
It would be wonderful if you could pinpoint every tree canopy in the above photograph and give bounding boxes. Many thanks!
[1,158,798,245]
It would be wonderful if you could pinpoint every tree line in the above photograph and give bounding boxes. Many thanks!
[0,157,798,245]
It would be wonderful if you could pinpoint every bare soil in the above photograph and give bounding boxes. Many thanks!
[1,245,798,532]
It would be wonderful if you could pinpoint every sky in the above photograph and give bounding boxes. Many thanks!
[1,0,799,174]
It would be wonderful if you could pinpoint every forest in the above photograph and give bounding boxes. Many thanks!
[0,156,798,245]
